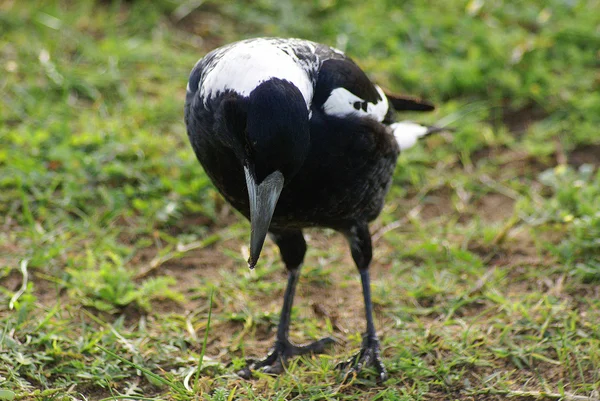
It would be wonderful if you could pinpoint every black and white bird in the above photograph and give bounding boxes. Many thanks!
[184,37,442,382]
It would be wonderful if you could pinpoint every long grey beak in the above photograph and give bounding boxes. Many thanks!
[244,167,284,269]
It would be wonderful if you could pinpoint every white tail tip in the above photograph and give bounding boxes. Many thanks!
[391,121,430,150]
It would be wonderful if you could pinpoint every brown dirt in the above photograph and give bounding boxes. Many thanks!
[0,266,69,314]
[419,187,456,220]
[476,193,515,223]
[569,143,600,167]
[0,268,22,293]
[500,104,548,137]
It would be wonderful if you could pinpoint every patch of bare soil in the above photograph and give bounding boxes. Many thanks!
[498,149,554,176]
[419,187,456,220]
[0,266,68,319]
[404,183,516,228]
[475,192,515,223]
[500,104,547,137]
[569,143,600,167]
[0,268,22,294]
[161,212,214,237]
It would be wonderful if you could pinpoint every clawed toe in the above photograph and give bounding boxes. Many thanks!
[337,336,388,383]
[293,336,336,355]
[237,337,335,379]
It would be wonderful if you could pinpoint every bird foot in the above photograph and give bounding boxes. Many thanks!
[337,335,388,383]
[237,337,335,378]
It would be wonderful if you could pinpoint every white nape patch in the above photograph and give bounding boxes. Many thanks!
[373,85,389,121]
[186,82,191,93]
[322,85,388,122]
[391,121,429,150]
[330,45,346,56]
[200,39,315,109]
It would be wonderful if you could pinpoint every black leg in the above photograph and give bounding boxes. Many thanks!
[277,266,300,343]
[337,222,388,382]
[237,229,334,378]
[360,269,377,343]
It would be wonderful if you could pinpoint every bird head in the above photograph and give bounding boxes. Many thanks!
[221,78,310,269]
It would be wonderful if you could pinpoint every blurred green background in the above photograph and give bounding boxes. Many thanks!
[1,0,599,400]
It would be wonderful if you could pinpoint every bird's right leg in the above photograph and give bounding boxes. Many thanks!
[336,222,388,383]
[237,229,334,378]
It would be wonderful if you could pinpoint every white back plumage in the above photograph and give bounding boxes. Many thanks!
[197,39,318,110]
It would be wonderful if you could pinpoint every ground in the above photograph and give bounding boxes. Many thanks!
[1,0,600,400]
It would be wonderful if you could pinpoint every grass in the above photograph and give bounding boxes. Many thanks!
[1,0,599,399]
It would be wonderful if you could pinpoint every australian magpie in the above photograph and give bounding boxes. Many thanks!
[184,37,440,382]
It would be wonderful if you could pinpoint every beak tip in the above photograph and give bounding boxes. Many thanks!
[244,168,284,272]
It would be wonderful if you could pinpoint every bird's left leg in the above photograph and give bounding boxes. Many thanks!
[237,229,334,378]
[337,222,388,382]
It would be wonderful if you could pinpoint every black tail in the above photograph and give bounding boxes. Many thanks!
[384,90,435,112]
